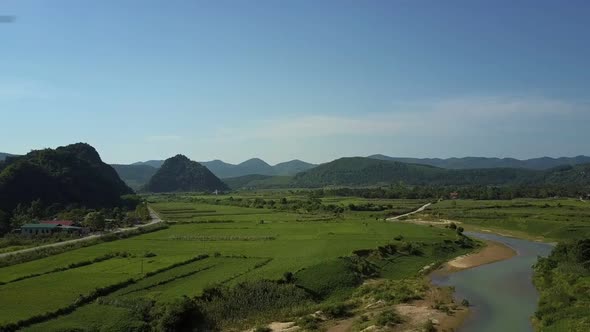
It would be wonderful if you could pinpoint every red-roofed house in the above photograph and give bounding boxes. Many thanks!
[40,220,75,227]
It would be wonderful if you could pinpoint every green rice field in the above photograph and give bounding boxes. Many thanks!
[0,195,470,331]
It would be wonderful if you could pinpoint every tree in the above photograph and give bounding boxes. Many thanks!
[282,271,294,283]
[135,203,150,221]
[10,203,30,229]
[154,297,206,332]
[0,210,10,235]
[84,212,105,231]
[27,199,44,219]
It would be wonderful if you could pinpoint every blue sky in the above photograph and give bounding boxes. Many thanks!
[1,0,589,164]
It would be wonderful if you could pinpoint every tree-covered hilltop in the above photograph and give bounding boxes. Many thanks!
[292,157,590,189]
[144,155,229,193]
[111,164,158,190]
[0,143,133,214]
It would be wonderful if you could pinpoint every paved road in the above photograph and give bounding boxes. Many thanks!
[386,202,432,221]
[0,207,163,259]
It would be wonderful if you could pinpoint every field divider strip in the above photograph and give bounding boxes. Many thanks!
[118,264,217,296]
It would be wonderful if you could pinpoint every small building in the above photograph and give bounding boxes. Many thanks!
[449,192,459,200]
[21,223,84,236]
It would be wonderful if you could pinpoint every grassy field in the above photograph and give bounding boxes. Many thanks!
[0,195,473,331]
[416,198,590,241]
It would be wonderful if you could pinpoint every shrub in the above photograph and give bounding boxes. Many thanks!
[297,315,321,331]
[322,303,353,318]
[153,297,207,332]
[197,280,312,326]
[254,327,272,332]
[423,319,437,332]
[376,310,403,326]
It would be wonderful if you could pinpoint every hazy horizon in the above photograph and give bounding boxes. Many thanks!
[2,1,589,164]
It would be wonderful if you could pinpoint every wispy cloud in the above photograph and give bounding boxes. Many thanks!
[220,96,588,140]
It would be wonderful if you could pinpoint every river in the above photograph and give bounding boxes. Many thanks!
[431,232,554,332]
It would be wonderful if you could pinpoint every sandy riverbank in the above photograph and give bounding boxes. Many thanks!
[436,239,517,274]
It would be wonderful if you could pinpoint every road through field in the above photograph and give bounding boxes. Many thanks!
[386,202,432,220]
[0,207,163,259]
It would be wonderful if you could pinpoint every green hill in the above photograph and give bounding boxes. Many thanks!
[0,143,133,213]
[111,164,158,190]
[223,174,293,190]
[541,164,590,186]
[293,157,444,187]
[144,155,229,193]
[291,157,579,188]
[273,159,316,175]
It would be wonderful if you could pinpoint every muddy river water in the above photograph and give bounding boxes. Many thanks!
[431,232,553,332]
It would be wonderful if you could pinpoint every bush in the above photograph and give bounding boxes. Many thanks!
[153,297,207,332]
[376,310,403,326]
[297,315,321,330]
[254,327,272,332]
[322,303,353,318]
[423,319,437,332]
[197,280,312,326]
[143,251,157,258]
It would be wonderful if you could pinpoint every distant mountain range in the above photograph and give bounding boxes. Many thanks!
[367,154,590,170]
[114,155,590,190]
[132,160,165,168]
[0,152,16,161]
[144,155,228,193]
[130,158,317,178]
[111,164,158,191]
[227,157,590,189]
[119,158,316,189]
